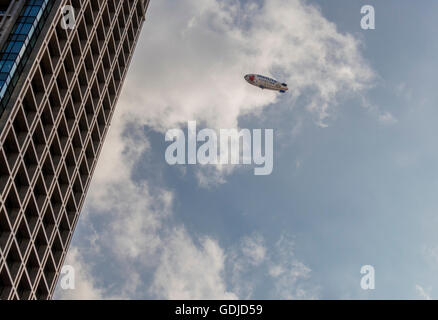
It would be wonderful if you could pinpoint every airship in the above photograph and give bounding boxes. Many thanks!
[244,74,288,93]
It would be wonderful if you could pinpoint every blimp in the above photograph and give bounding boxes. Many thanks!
[244,74,288,93]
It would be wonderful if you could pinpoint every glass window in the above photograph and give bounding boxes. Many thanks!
[0,0,52,116]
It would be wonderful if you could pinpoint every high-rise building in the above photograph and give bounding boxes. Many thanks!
[0,0,150,299]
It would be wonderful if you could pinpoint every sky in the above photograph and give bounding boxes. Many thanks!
[54,0,438,299]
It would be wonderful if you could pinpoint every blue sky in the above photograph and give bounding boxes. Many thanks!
[55,0,438,299]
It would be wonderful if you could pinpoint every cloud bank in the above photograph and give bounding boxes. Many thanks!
[55,0,374,299]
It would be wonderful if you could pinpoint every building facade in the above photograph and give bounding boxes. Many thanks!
[0,0,150,299]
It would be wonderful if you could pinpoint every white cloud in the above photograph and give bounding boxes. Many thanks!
[57,108,236,299]
[267,235,317,299]
[416,285,432,300]
[194,165,229,188]
[228,234,317,299]
[379,111,398,125]
[361,96,398,125]
[240,234,267,266]
[54,247,105,300]
[151,228,238,299]
[124,0,374,130]
[125,0,375,184]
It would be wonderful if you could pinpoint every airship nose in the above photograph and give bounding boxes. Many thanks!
[244,75,255,83]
